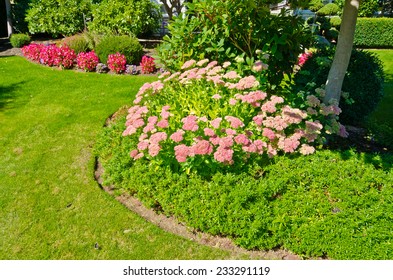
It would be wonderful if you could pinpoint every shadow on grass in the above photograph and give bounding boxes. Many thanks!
[0,82,27,111]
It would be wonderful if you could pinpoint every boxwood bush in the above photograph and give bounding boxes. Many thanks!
[316,3,340,16]
[95,111,393,259]
[354,18,393,48]
[293,47,385,125]
[94,35,143,64]
[10,33,31,48]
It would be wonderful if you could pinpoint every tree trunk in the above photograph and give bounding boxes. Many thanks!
[324,0,360,104]
[5,0,12,36]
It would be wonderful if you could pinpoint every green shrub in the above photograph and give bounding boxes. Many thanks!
[89,0,161,37]
[157,1,311,89]
[325,28,339,41]
[308,0,324,12]
[94,35,143,64]
[9,33,31,48]
[354,18,393,48]
[95,111,393,259]
[329,16,341,29]
[25,0,91,37]
[358,0,379,17]
[294,48,385,125]
[316,3,340,16]
[62,34,90,54]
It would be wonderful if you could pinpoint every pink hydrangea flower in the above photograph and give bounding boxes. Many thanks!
[262,128,276,141]
[225,116,244,129]
[306,95,321,107]
[252,60,268,72]
[148,144,161,157]
[204,128,216,137]
[150,132,167,144]
[211,118,222,129]
[261,101,277,113]
[338,123,349,138]
[137,140,149,151]
[157,119,169,128]
[182,115,199,131]
[214,146,234,164]
[170,130,185,142]
[236,76,259,90]
[253,115,264,126]
[219,136,234,148]
[174,144,190,162]
[234,134,250,145]
[225,128,237,136]
[190,140,213,155]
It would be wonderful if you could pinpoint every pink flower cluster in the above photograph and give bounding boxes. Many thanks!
[140,55,156,74]
[21,43,44,62]
[107,53,126,74]
[298,51,313,67]
[77,51,99,72]
[122,58,348,169]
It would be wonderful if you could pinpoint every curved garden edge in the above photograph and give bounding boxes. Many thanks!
[93,112,314,260]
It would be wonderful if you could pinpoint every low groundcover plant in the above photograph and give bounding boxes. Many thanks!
[122,59,348,173]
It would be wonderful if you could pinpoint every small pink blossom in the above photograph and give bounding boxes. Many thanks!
[196,59,209,67]
[214,146,234,164]
[150,132,167,144]
[137,140,149,151]
[225,129,237,136]
[253,115,264,126]
[157,119,169,128]
[306,95,321,107]
[219,136,234,148]
[263,128,276,141]
[148,144,161,157]
[130,149,139,158]
[181,59,196,69]
[338,123,349,138]
[234,134,250,146]
[223,71,240,80]
[223,61,231,68]
[190,140,213,155]
[212,94,222,99]
[204,128,216,137]
[211,118,222,129]
[252,60,268,72]
[229,98,237,106]
[170,130,185,142]
[299,144,315,155]
[236,76,259,90]
[174,144,190,162]
[148,116,158,125]
[225,116,244,129]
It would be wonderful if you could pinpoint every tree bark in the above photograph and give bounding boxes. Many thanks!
[324,0,360,104]
[5,0,12,36]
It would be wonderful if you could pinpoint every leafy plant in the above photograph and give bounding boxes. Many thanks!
[316,3,340,16]
[308,0,324,12]
[107,53,127,74]
[94,35,143,64]
[294,47,385,125]
[77,51,99,72]
[25,0,91,37]
[62,34,90,54]
[156,1,312,89]
[89,0,162,37]
[9,33,31,48]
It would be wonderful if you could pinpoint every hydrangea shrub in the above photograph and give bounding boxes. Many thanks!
[122,59,347,173]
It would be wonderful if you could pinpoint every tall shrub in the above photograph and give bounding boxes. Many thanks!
[25,0,91,37]
[89,0,161,37]
[354,18,393,48]
[157,0,312,89]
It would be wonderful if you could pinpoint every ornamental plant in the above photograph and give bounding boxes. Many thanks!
[140,55,155,74]
[107,53,127,74]
[21,43,44,62]
[122,59,347,173]
[77,51,99,72]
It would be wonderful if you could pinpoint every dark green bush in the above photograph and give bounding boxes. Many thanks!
[11,0,29,33]
[157,1,311,89]
[294,48,385,125]
[9,33,31,48]
[316,3,340,16]
[25,0,91,37]
[94,35,143,64]
[354,18,393,48]
[89,0,161,37]
[62,34,90,54]
[94,113,393,259]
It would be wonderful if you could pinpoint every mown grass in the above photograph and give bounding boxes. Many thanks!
[0,56,232,259]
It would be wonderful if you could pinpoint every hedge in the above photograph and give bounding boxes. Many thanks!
[354,18,393,48]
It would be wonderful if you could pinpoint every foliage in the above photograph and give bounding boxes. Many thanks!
[382,0,393,16]
[316,3,340,16]
[358,0,379,17]
[10,0,30,33]
[122,59,347,175]
[329,16,341,29]
[140,56,156,74]
[25,0,91,37]
[96,111,393,259]
[89,0,162,37]
[9,33,31,48]
[62,34,90,54]
[293,47,385,125]
[94,35,143,64]
[354,18,393,48]
[307,0,323,11]
[39,44,77,69]
[156,1,312,89]
[77,51,99,71]
[107,53,127,74]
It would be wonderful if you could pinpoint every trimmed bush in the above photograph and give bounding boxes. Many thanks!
[316,3,340,16]
[25,0,91,37]
[94,35,143,64]
[89,0,161,37]
[354,18,393,48]
[62,34,90,54]
[308,0,324,12]
[329,16,341,29]
[9,33,31,48]
[294,48,385,125]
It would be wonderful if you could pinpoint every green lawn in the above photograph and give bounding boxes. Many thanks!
[0,56,232,259]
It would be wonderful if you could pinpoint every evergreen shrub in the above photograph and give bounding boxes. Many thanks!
[354,18,393,48]
[94,35,143,64]
[10,33,31,48]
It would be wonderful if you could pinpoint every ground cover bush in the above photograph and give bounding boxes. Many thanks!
[293,47,385,125]
[157,1,312,89]
[9,33,31,48]
[89,0,161,37]
[95,109,393,259]
[95,35,143,65]
[62,34,90,54]
[354,18,393,48]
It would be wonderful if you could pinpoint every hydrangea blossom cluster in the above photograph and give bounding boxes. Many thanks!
[77,51,99,72]
[107,53,127,74]
[123,59,348,170]
[140,55,156,74]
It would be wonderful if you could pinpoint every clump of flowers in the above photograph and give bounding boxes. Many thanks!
[77,51,99,72]
[140,55,156,74]
[21,43,45,62]
[107,53,127,74]
[298,51,313,67]
[126,64,139,75]
[57,45,76,69]
[96,63,109,73]
[122,59,347,172]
